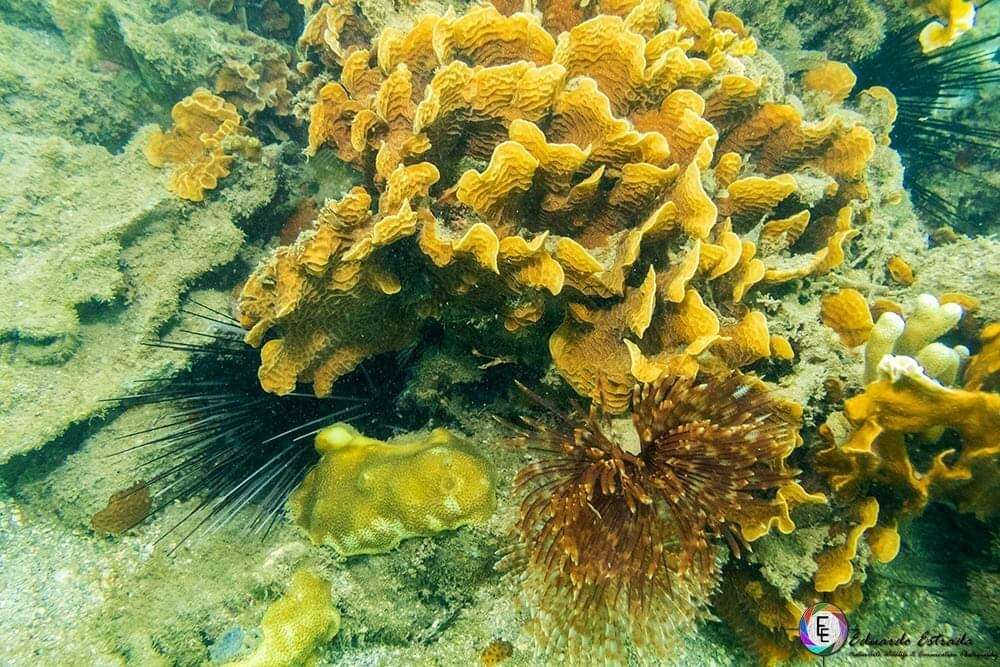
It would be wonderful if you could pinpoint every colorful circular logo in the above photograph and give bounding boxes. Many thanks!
[799,603,849,656]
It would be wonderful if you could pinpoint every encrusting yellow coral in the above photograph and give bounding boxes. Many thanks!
[229,569,340,667]
[919,0,977,53]
[239,0,885,409]
[145,88,251,202]
[289,423,496,556]
[812,295,998,611]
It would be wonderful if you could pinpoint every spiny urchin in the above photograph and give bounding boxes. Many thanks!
[104,299,407,551]
[853,14,999,231]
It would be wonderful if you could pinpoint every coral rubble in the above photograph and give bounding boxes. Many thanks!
[290,423,496,555]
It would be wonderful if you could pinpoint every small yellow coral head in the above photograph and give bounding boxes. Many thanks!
[920,0,976,53]
[145,88,247,201]
[290,423,496,556]
[229,568,339,667]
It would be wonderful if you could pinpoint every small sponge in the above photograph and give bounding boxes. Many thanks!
[290,424,496,556]
[230,569,339,667]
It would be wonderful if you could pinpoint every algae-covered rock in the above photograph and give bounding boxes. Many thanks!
[1,0,296,148]
[290,424,496,556]
[0,22,158,148]
[87,2,295,116]
[0,130,277,464]
[714,0,896,60]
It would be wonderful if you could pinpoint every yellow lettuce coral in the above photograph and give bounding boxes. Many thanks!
[824,363,1000,520]
[811,309,997,610]
[145,88,247,202]
[289,423,496,556]
[230,569,339,667]
[239,1,883,407]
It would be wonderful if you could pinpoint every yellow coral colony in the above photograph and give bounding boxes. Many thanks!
[238,1,883,408]
[146,88,247,201]
[229,569,340,667]
[816,293,999,599]
[919,0,977,53]
[289,424,496,556]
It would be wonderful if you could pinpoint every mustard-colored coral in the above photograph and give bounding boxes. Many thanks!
[966,323,1000,391]
[239,1,883,406]
[821,365,999,521]
[289,423,496,556]
[807,292,999,611]
[813,299,997,604]
[145,88,247,202]
[230,569,339,667]
[803,61,856,104]
[887,255,915,285]
[919,0,977,53]
[821,288,873,348]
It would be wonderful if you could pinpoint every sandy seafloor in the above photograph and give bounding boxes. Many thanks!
[1,0,998,665]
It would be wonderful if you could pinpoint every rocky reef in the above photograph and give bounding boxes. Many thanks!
[1,0,998,665]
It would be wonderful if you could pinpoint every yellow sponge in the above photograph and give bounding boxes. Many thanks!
[290,424,496,556]
[230,569,339,667]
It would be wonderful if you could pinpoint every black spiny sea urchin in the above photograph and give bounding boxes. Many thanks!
[103,298,407,551]
[853,6,999,232]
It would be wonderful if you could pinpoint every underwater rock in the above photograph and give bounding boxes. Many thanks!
[89,481,151,535]
[0,20,157,149]
[0,130,277,464]
[290,423,496,556]
[86,2,296,114]
[713,0,889,60]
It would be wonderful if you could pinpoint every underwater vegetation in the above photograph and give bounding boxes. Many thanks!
[1,0,998,664]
